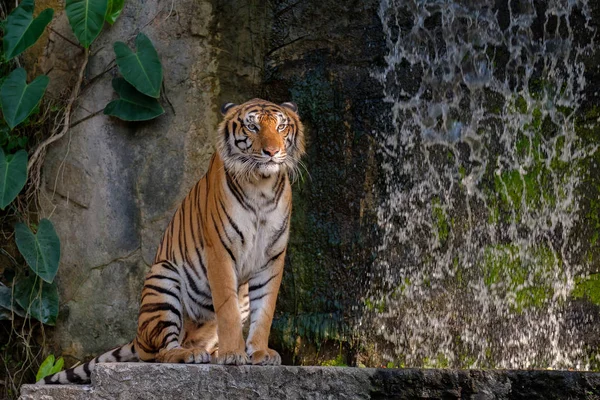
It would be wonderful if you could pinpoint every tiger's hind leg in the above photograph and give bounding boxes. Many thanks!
[134,261,209,364]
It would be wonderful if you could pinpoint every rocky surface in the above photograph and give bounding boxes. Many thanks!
[38,0,219,361]
[20,364,600,399]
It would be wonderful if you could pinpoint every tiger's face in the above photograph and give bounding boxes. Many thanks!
[217,99,305,179]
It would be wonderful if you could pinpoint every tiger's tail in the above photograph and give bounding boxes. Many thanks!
[37,340,138,385]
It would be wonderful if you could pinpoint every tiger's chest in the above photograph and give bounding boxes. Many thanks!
[222,176,291,282]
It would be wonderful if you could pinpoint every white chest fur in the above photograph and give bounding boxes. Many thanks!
[222,174,291,283]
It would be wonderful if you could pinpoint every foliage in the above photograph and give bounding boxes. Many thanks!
[0,148,27,209]
[35,354,64,382]
[1,68,49,129]
[65,0,108,48]
[106,33,164,121]
[15,219,60,283]
[2,0,54,60]
[114,33,162,98]
[104,78,164,121]
[14,274,59,325]
[105,0,125,25]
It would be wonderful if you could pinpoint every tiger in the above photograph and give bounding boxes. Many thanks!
[40,98,305,384]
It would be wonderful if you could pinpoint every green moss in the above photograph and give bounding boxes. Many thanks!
[482,244,559,312]
[572,274,600,306]
[515,95,527,114]
[432,198,451,244]
[321,353,347,367]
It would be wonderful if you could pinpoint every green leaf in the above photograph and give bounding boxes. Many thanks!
[50,357,64,374]
[36,355,64,381]
[104,78,164,121]
[0,148,28,209]
[3,0,54,60]
[36,354,55,381]
[114,33,162,98]
[15,219,61,283]
[14,274,59,325]
[65,0,108,48]
[0,284,26,318]
[105,0,124,25]
[1,68,49,129]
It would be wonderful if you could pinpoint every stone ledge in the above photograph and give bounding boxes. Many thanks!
[20,363,600,400]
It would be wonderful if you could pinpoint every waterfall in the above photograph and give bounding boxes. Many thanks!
[362,0,598,369]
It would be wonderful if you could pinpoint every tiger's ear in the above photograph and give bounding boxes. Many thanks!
[221,102,237,115]
[280,102,298,113]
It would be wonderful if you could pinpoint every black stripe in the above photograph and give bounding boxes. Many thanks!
[212,214,236,263]
[135,339,156,354]
[139,302,182,320]
[160,331,179,348]
[65,367,86,384]
[112,347,122,362]
[194,247,207,276]
[183,267,212,301]
[249,273,278,292]
[198,302,215,313]
[145,284,181,301]
[161,261,179,274]
[150,320,181,339]
[141,292,159,301]
[259,249,285,271]
[219,199,244,244]
[146,274,180,285]
[215,203,234,245]
[188,189,203,251]
[83,361,91,377]
[250,292,271,302]
[268,211,290,249]
[273,175,286,206]
[226,172,256,213]
[139,314,161,332]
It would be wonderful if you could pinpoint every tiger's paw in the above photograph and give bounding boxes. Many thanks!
[215,350,249,365]
[156,347,211,364]
[249,348,281,365]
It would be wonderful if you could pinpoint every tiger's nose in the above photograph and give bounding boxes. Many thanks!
[262,147,280,157]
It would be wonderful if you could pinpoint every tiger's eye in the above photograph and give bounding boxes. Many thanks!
[246,124,258,131]
[277,124,287,132]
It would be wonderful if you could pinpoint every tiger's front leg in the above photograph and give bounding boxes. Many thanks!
[206,247,249,365]
[246,251,285,365]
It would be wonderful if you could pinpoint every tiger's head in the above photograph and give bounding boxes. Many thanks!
[217,98,305,180]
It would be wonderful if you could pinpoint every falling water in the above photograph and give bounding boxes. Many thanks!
[362,0,598,369]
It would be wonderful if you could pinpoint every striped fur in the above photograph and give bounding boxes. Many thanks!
[40,99,305,384]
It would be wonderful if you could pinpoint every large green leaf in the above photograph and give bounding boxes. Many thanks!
[0,148,28,209]
[36,355,64,381]
[3,0,54,60]
[114,33,162,98]
[15,219,61,283]
[14,274,59,325]
[0,68,49,129]
[105,0,124,25]
[65,0,108,48]
[104,78,164,121]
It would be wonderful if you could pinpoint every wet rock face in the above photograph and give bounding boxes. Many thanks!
[262,0,386,363]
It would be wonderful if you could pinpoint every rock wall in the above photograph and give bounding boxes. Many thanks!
[41,0,220,360]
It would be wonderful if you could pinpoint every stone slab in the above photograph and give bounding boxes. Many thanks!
[20,364,600,400]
